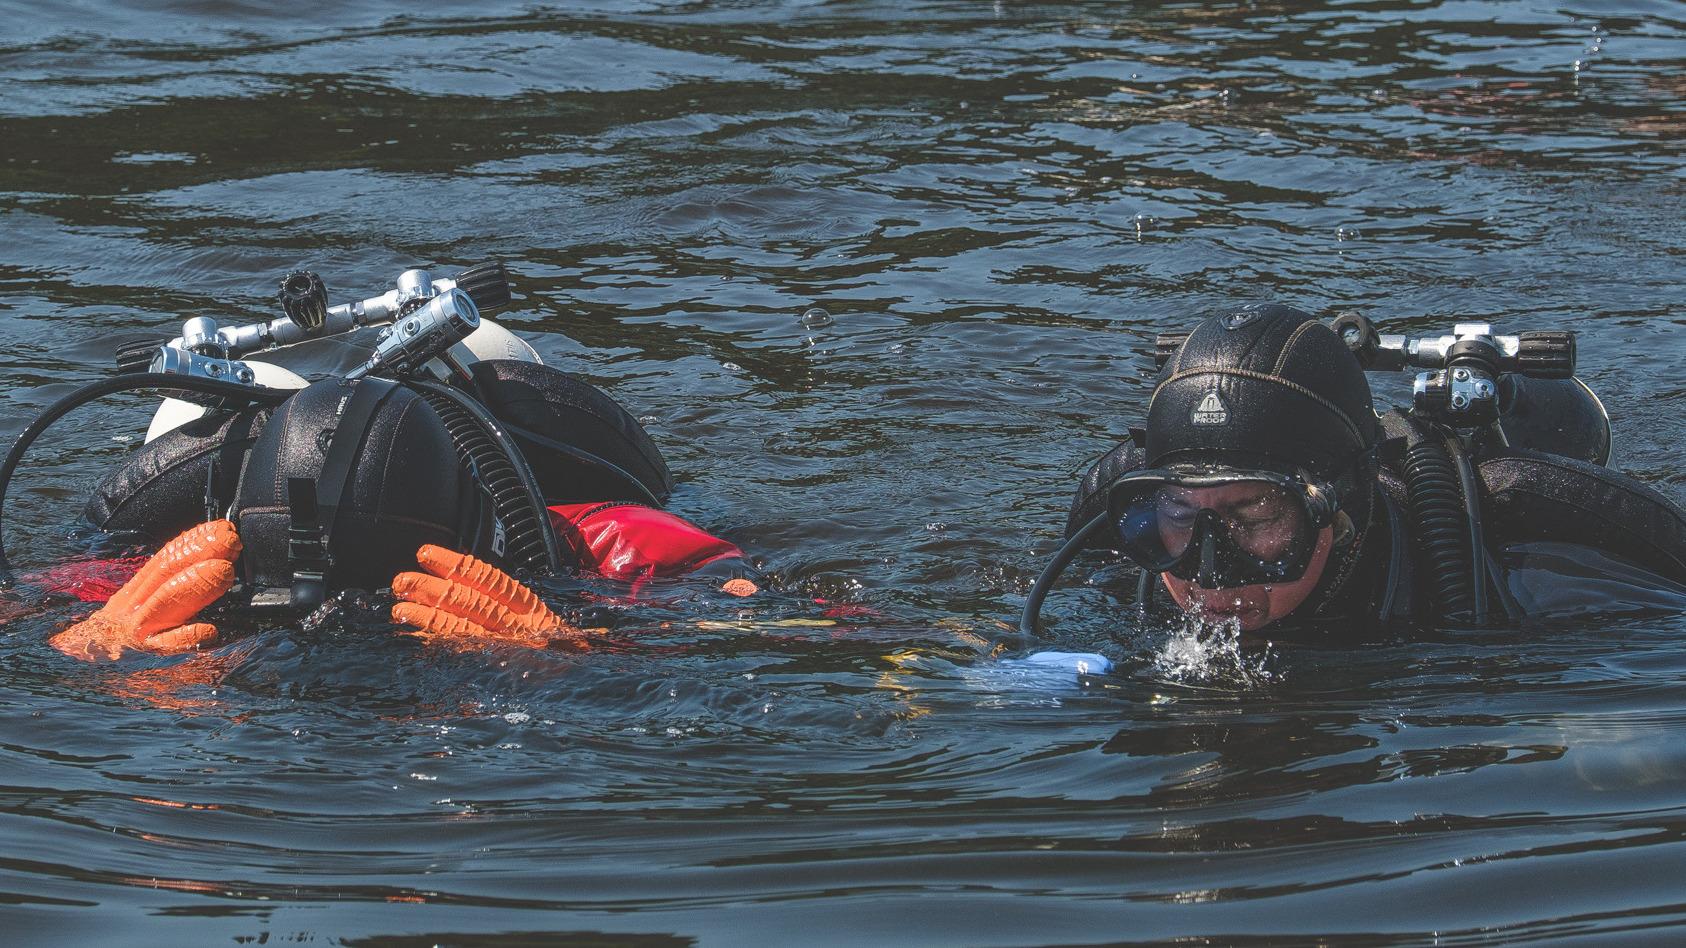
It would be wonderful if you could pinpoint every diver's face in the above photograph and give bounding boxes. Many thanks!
[1157,482,1334,632]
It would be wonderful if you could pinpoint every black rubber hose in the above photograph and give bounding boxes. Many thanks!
[0,374,291,586]
[1017,511,1113,643]
[1402,436,1474,623]
[407,380,566,575]
[1444,436,1488,625]
[499,421,664,509]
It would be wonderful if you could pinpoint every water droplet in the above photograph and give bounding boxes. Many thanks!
[800,306,833,328]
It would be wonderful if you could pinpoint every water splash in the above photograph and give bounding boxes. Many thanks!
[1146,611,1280,688]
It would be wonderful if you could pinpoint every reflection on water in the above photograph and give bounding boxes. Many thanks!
[2,0,1685,942]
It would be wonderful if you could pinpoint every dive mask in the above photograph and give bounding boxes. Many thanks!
[1108,467,1340,589]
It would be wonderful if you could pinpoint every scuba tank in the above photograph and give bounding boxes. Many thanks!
[0,263,673,612]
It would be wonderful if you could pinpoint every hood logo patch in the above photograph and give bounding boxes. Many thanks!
[1192,391,1229,426]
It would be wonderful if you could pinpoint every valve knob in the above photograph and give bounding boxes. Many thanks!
[454,261,512,312]
[1329,311,1380,367]
[278,270,329,331]
[1154,333,1189,371]
[1516,330,1575,379]
[115,338,166,374]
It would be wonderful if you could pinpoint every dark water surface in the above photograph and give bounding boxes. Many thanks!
[3,0,1686,943]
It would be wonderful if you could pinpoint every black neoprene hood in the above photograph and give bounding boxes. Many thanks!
[1146,303,1380,481]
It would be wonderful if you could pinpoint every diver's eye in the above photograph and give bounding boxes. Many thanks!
[1163,505,1198,527]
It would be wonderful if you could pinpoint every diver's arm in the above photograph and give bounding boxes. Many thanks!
[47,520,240,662]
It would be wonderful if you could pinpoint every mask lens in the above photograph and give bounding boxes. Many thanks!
[1114,479,1318,584]
[1213,484,1306,560]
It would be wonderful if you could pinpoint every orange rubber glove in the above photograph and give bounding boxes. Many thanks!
[391,545,582,650]
[49,520,241,662]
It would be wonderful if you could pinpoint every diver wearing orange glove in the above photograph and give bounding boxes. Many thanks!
[46,502,750,662]
[17,348,757,663]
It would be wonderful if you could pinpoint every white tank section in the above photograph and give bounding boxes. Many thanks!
[145,360,309,442]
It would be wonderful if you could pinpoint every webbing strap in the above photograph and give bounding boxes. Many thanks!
[285,378,399,607]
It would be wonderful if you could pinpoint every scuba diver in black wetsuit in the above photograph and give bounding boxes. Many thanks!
[0,264,755,661]
[1020,303,1686,640]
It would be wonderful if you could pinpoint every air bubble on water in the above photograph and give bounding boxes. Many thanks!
[888,342,906,353]
[1572,59,1583,72]
[722,361,743,372]
[639,414,658,425]
[1337,226,1361,241]
[503,711,530,724]
[800,306,833,328]
[1064,186,1079,196]
[1218,89,1232,106]
[926,522,947,532]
